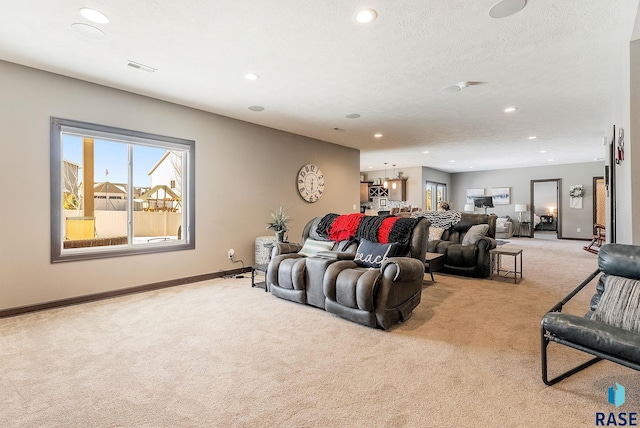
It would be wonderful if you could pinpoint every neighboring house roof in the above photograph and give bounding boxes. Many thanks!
[136,184,181,201]
[147,150,171,176]
[94,181,127,195]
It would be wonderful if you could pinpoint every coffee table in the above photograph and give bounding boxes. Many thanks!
[425,252,445,281]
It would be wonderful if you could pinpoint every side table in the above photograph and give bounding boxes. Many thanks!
[251,241,275,292]
[425,252,445,282]
[490,247,523,284]
[516,221,531,237]
[251,263,269,292]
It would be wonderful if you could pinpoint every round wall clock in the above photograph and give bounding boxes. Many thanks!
[297,163,325,203]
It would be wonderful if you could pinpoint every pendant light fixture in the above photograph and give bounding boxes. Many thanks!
[383,163,388,189]
[392,164,397,189]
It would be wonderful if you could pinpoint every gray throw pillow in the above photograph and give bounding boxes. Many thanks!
[461,224,489,245]
[591,275,640,333]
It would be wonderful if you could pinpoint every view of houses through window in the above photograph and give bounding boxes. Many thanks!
[51,118,195,262]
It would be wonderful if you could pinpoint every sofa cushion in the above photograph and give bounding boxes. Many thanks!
[542,312,640,363]
[591,275,640,333]
[428,226,445,242]
[354,239,398,268]
[298,239,335,257]
[462,224,489,246]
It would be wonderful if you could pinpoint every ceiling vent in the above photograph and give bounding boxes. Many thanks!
[127,61,157,73]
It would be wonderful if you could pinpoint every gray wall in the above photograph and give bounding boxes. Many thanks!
[630,38,640,243]
[451,162,604,239]
[0,60,360,311]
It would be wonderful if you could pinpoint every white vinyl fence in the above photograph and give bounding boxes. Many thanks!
[64,210,181,239]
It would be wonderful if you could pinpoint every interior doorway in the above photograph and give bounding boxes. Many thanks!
[530,179,562,239]
[593,176,605,233]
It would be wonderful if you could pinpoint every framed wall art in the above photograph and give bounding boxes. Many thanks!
[466,188,484,205]
[491,187,511,205]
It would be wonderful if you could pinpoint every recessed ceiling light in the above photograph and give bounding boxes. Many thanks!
[422,151,429,154]
[355,9,377,24]
[244,73,260,81]
[528,136,537,140]
[374,133,383,138]
[504,107,518,113]
[540,150,547,153]
[346,113,361,119]
[469,166,474,169]
[489,0,527,19]
[70,23,106,40]
[369,166,373,169]
[80,8,109,24]
[548,158,554,162]
[449,160,455,163]
[248,105,264,112]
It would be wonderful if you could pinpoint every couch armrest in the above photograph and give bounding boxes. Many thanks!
[477,236,497,250]
[381,257,425,282]
[271,242,303,257]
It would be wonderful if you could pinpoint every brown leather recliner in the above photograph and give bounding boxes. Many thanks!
[427,213,497,278]
[266,215,430,329]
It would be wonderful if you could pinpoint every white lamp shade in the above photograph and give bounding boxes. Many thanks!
[464,204,475,212]
[515,204,527,213]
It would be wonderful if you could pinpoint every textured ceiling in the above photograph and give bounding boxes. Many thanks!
[0,1,638,172]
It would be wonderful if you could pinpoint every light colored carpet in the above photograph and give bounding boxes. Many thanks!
[1,238,639,427]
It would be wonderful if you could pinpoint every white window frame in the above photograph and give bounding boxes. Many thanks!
[50,117,195,262]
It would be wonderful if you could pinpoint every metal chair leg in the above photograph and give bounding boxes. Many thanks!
[541,329,602,386]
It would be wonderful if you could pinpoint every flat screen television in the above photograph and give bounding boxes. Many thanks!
[474,196,494,209]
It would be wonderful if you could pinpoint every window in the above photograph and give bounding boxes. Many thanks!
[425,181,447,211]
[50,118,195,262]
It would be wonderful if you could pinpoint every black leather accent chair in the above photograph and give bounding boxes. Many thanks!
[541,243,640,385]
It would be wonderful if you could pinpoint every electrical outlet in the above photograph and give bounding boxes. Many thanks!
[577,228,581,233]
[228,249,234,260]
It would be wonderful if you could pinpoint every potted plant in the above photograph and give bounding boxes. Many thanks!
[266,206,290,242]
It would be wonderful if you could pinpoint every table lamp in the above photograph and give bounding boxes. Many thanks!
[515,204,527,222]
